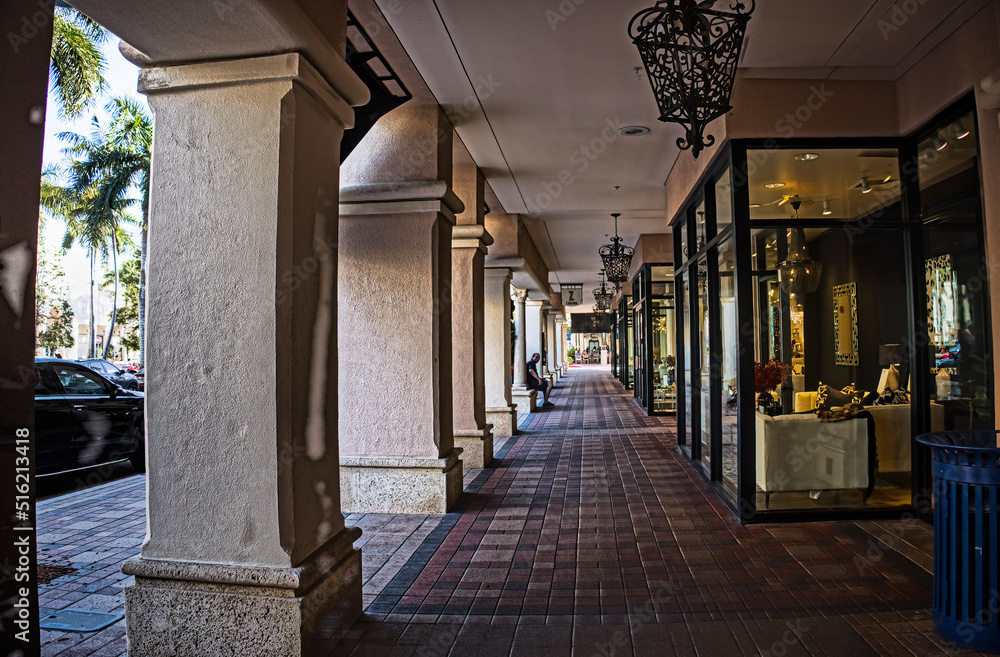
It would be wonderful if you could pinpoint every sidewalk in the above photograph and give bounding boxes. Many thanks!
[36,365,986,656]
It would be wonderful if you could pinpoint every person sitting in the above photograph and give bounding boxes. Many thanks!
[527,352,554,406]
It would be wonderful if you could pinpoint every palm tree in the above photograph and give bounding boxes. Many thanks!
[41,167,133,359]
[60,98,152,363]
[50,7,108,119]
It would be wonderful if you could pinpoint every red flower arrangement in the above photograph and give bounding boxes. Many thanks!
[754,360,790,395]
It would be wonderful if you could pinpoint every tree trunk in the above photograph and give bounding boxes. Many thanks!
[103,231,118,360]
[138,192,147,368]
[88,246,96,358]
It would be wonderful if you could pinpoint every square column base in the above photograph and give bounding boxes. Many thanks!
[455,426,494,468]
[340,449,463,513]
[122,529,362,657]
[512,388,538,415]
[487,406,518,437]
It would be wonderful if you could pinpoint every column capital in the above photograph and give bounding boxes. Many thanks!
[485,267,512,282]
[511,288,528,303]
[340,180,463,221]
[452,224,494,251]
[140,52,355,128]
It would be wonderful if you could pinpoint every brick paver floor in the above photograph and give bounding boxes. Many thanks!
[35,365,990,656]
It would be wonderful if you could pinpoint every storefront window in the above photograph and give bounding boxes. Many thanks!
[672,99,992,522]
[698,259,711,470]
[718,239,737,497]
[715,166,733,233]
[651,266,676,414]
[750,223,912,511]
[681,272,692,447]
[747,148,902,222]
[694,199,707,256]
[918,110,992,429]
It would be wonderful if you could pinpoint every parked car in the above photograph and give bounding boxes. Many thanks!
[76,358,140,390]
[35,358,145,475]
[133,368,145,392]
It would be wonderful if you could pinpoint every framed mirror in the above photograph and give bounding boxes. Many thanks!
[833,282,859,366]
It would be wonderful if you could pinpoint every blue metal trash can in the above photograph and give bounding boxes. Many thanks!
[917,431,1000,653]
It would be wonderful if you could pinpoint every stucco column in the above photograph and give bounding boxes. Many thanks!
[338,103,463,513]
[511,288,537,414]
[525,298,544,373]
[121,53,365,655]
[452,224,493,467]
[545,310,559,384]
[451,161,493,467]
[559,320,568,372]
[485,268,517,437]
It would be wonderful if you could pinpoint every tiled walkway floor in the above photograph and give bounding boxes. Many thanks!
[36,365,990,656]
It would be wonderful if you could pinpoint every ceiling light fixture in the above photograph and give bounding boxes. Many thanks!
[933,134,949,152]
[628,0,754,158]
[822,200,832,216]
[859,175,872,194]
[619,125,651,137]
[950,119,971,140]
[794,153,820,161]
[599,213,634,288]
[593,270,614,311]
[764,181,786,189]
[778,201,822,295]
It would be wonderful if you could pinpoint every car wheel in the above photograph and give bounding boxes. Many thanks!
[128,381,139,391]
[129,422,146,473]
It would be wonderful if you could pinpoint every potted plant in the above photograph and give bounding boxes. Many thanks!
[754,360,790,416]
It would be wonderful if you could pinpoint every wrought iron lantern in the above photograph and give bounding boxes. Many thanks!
[599,213,634,288]
[593,270,614,312]
[628,0,754,158]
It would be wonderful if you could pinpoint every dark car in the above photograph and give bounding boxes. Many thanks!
[35,358,145,475]
[77,358,140,390]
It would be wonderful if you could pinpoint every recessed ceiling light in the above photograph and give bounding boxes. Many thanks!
[794,153,820,161]
[618,125,650,137]
[764,181,786,189]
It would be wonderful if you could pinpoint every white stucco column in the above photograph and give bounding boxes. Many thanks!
[338,103,463,514]
[525,299,544,365]
[121,52,365,655]
[559,320,568,372]
[484,268,517,437]
[511,288,537,414]
[545,310,559,384]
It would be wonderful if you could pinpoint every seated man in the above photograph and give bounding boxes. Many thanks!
[527,352,554,407]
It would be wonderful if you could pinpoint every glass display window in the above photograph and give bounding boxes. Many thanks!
[631,264,676,415]
[670,95,992,522]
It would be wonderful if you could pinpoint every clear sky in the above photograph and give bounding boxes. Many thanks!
[41,33,147,289]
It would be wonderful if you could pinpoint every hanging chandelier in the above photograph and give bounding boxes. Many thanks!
[599,213,634,288]
[777,228,822,299]
[593,270,614,312]
[628,0,754,158]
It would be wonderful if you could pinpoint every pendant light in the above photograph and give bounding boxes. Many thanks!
[599,213,634,288]
[777,201,822,296]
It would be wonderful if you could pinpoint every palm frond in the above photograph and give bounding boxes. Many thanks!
[50,13,107,119]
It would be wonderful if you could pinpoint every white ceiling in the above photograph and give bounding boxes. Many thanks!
[373,0,983,308]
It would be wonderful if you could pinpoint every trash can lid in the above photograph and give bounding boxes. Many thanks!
[916,430,1000,452]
